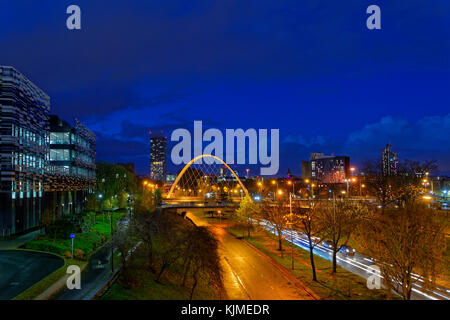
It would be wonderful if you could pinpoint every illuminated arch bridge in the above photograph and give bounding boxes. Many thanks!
[166,154,249,200]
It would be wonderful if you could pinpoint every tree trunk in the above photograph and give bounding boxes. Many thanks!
[278,235,283,255]
[308,239,317,281]
[147,243,154,272]
[182,259,192,287]
[156,264,167,282]
[190,273,198,300]
[332,249,337,273]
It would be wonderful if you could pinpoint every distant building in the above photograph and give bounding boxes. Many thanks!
[150,136,167,181]
[0,66,50,235]
[166,174,176,183]
[46,115,96,216]
[301,161,311,180]
[381,144,398,176]
[302,153,350,183]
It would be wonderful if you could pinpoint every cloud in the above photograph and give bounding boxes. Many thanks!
[283,134,327,148]
[280,114,450,174]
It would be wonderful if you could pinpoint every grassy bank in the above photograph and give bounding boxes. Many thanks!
[23,210,126,260]
[102,253,217,300]
[196,208,393,300]
[102,211,222,300]
[14,210,126,300]
[236,228,393,299]
[13,258,86,300]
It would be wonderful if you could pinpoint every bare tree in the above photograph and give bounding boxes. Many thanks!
[182,226,223,300]
[363,159,438,211]
[260,199,290,256]
[292,200,323,281]
[132,210,159,272]
[154,213,188,282]
[360,204,445,299]
[317,197,368,273]
[112,224,137,288]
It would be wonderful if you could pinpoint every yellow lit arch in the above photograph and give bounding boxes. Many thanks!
[167,154,249,199]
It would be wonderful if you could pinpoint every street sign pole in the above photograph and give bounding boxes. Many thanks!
[70,233,75,259]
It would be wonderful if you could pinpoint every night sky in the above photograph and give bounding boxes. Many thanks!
[1,1,449,176]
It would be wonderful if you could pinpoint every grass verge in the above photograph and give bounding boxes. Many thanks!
[13,258,86,300]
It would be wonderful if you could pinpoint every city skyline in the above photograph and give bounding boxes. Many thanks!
[1,1,449,305]
[0,1,449,176]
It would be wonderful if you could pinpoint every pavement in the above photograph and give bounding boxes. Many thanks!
[0,230,41,250]
[186,210,315,300]
[56,213,135,300]
[0,250,64,300]
[56,242,114,300]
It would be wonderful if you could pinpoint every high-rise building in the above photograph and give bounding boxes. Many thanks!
[381,144,398,176]
[0,66,50,235]
[302,153,350,183]
[150,136,167,181]
[46,115,96,216]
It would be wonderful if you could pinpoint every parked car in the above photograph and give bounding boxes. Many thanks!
[340,245,356,256]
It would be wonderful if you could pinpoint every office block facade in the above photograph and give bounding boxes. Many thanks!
[0,66,96,236]
[0,66,50,236]
[302,153,350,183]
[46,115,96,216]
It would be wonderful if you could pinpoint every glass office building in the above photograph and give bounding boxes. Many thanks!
[0,66,96,236]
[46,115,96,216]
[0,66,50,236]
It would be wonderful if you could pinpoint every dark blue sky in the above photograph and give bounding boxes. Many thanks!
[1,1,449,176]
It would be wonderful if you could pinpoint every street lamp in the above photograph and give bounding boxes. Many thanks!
[272,180,278,200]
[287,180,294,196]
[289,191,294,270]
[70,233,75,259]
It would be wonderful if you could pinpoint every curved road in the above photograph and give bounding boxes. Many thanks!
[187,210,315,300]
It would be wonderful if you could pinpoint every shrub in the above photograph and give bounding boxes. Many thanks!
[24,240,70,256]
[74,249,86,260]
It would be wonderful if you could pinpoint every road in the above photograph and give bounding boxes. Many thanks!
[56,213,138,300]
[260,220,450,300]
[0,250,64,300]
[187,210,315,300]
[56,242,113,300]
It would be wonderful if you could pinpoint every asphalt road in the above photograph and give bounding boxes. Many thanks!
[187,211,314,300]
[260,220,450,300]
[56,242,113,300]
[0,250,64,300]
